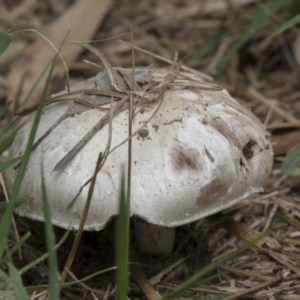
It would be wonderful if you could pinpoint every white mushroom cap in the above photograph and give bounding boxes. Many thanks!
[4,68,273,235]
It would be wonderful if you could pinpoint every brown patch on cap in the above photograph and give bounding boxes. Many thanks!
[170,144,203,172]
[210,117,240,147]
[242,140,257,160]
[196,177,229,206]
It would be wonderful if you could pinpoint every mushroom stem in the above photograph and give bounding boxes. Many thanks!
[133,218,175,255]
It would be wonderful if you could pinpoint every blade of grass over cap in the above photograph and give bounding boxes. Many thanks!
[41,166,59,300]
[0,129,18,156]
[0,53,58,260]
[0,197,31,213]
[214,0,293,75]
[115,167,129,300]
[0,157,22,173]
[0,101,12,121]
[0,30,12,57]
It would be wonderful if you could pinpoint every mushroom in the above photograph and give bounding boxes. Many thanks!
[4,66,273,255]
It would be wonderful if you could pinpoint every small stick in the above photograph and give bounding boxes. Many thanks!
[54,96,128,171]
[131,264,162,300]
[246,87,300,127]
[222,273,300,300]
[262,203,278,232]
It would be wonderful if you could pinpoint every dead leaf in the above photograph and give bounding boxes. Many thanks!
[293,32,300,68]
[6,0,113,109]
[272,130,300,155]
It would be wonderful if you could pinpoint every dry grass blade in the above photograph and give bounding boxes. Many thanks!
[207,214,281,250]
[266,250,300,273]
[118,40,213,82]
[246,87,300,127]
[53,95,128,171]
[77,43,124,93]
[222,273,300,300]
[18,89,124,116]
[6,0,113,109]
[221,265,272,281]
[60,151,103,283]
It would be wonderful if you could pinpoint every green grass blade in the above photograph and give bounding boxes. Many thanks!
[7,263,29,299]
[0,45,65,154]
[0,56,57,260]
[0,291,15,297]
[162,227,276,299]
[0,30,12,57]
[19,230,68,275]
[270,13,300,37]
[0,157,22,172]
[0,129,18,156]
[214,0,293,74]
[0,101,12,121]
[192,30,225,61]
[0,197,31,212]
[115,167,129,300]
[0,232,31,266]
[41,167,60,300]
[25,266,117,293]
[282,143,300,176]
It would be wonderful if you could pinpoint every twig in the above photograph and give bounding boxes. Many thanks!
[207,214,281,250]
[222,273,300,300]
[60,151,103,283]
[262,203,278,232]
[131,264,162,300]
[246,87,300,127]
[266,250,300,274]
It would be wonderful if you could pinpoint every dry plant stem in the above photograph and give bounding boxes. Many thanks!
[222,273,300,300]
[266,250,300,273]
[283,216,300,231]
[65,92,164,210]
[78,43,124,93]
[66,269,105,296]
[246,87,300,127]
[119,41,213,81]
[131,264,162,300]
[19,89,124,116]
[125,28,135,263]
[262,203,278,232]
[60,152,102,283]
[54,96,128,171]
[221,265,272,281]
[149,257,186,285]
[0,174,21,260]
[207,214,280,250]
